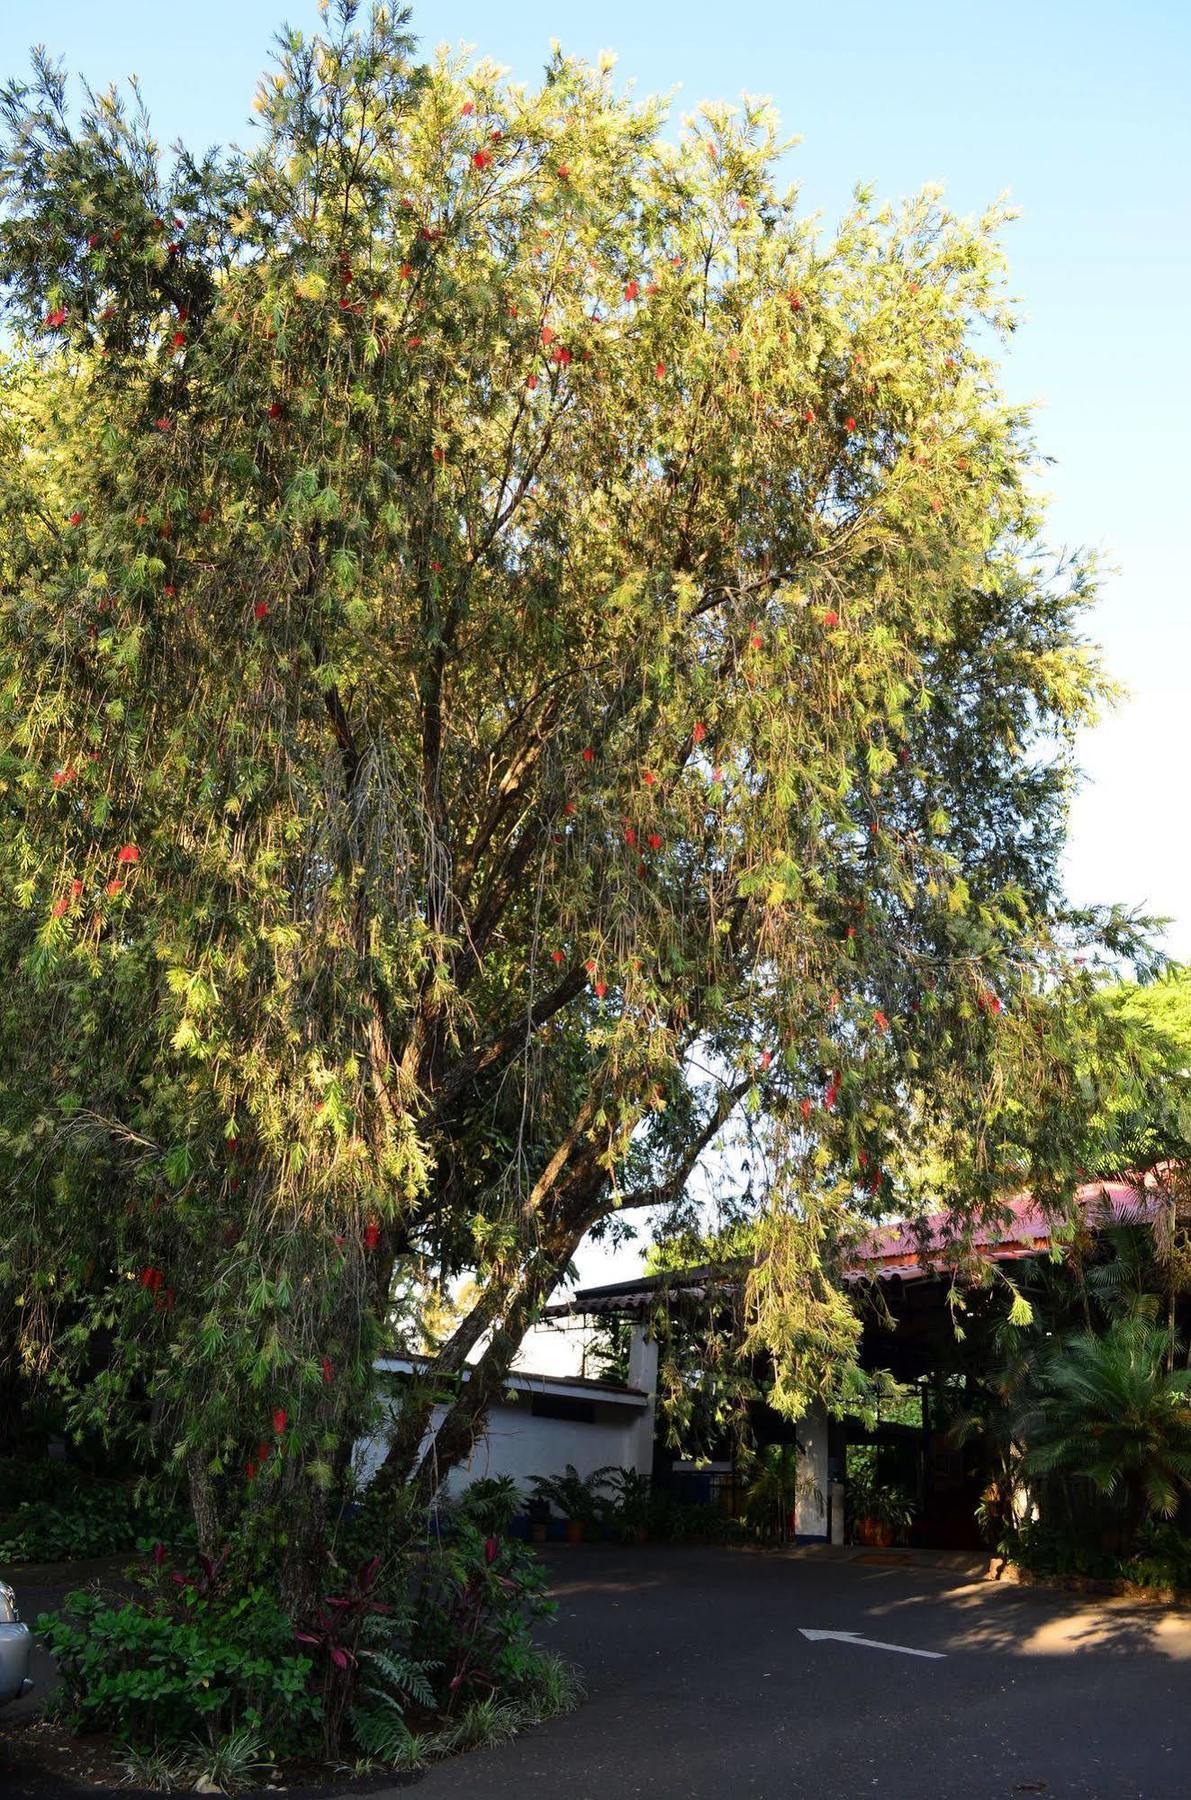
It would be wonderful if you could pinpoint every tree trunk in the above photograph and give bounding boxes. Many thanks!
[186,1451,222,1555]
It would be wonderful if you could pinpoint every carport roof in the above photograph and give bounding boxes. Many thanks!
[550,1178,1154,1317]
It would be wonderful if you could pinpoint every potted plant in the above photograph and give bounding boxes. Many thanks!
[602,1467,653,1543]
[526,1493,551,1545]
[847,1455,916,1547]
[526,1466,610,1544]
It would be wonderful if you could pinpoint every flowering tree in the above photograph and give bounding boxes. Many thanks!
[0,3,1142,1602]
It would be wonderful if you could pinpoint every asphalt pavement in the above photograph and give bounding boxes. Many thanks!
[374,1544,1191,1800]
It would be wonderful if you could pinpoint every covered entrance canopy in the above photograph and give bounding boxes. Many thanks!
[550,1179,1155,1547]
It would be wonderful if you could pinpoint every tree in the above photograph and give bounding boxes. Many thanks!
[1014,1312,1191,1549]
[0,3,1141,1606]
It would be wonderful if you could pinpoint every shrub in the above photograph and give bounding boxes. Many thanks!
[0,1473,189,1563]
[38,1583,321,1755]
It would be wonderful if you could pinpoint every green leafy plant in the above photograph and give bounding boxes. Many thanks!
[1014,1311,1191,1550]
[38,1583,321,1754]
[0,1480,188,1563]
[525,1466,611,1534]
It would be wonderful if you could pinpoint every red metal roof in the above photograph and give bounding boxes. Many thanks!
[849,1179,1154,1283]
[554,1179,1159,1315]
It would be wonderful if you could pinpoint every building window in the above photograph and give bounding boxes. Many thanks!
[528,1392,597,1423]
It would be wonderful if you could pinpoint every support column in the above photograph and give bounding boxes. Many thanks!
[626,1321,658,1477]
[795,1400,830,1540]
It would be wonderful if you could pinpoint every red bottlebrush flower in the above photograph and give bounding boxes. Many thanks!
[490,129,503,142]
[846,926,856,940]
[172,331,186,348]
[800,1096,813,1123]
[648,832,662,851]
[624,826,637,847]
[267,401,283,419]
[156,1286,176,1312]
[163,585,176,598]
[45,306,67,329]
[693,721,706,743]
[556,163,570,178]
[87,233,101,250]
[655,361,666,379]
[68,511,82,527]
[273,1408,287,1436]
[581,747,594,763]
[563,801,575,815]
[139,1266,164,1292]
[594,980,607,999]
[526,373,538,390]
[624,280,639,302]
[585,959,597,975]
[257,1441,271,1463]
[155,417,172,432]
[364,1220,381,1251]
[198,507,212,523]
[749,632,763,651]
[551,949,564,964]
[551,345,571,366]
[116,844,139,865]
[484,1534,498,1565]
[461,100,475,116]
[321,1355,334,1383]
[873,1009,889,1033]
[540,325,556,346]
[106,879,123,898]
[177,306,189,322]
[823,610,840,628]
[789,292,803,312]
[432,447,445,462]
[803,408,814,424]
[642,769,656,786]
[51,895,70,918]
[246,1461,257,1482]
[52,767,75,788]
[472,149,493,170]
[844,416,856,432]
[406,335,422,349]
[825,1080,839,1111]
[759,1050,772,1070]
[646,282,660,296]
[399,262,412,280]
[254,601,269,620]
[70,878,83,898]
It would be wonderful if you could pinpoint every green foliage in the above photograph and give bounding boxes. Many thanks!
[0,0,1152,1593]
[38,1584,321,1753]
[0,1475,188,1563]
[844,1445,916,1538]
[1015,1312,1191,1537]
[525,1465,611,1528]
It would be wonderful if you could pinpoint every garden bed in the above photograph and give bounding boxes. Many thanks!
[0,1712,417,1799]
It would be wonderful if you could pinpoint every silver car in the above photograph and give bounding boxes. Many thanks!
[0,1580,33,1705]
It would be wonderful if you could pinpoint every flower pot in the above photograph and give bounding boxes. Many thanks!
[565,1520,585,1545]
[856,1516,894,1548]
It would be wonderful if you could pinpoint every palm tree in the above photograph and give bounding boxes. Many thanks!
[1014,1310,1191,1549]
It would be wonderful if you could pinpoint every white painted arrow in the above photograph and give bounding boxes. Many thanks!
[799,1628,945,1660]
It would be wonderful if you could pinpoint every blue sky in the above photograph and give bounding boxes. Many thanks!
[2,2,1187,1290]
